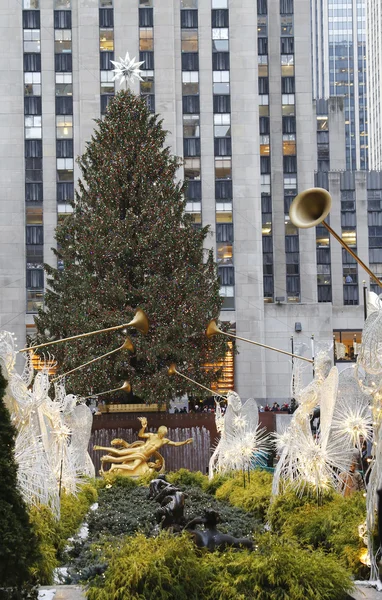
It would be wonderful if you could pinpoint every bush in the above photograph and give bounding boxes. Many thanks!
[201,473,230,495]
[268,489,367,577]
[58,482,98,554]
[28,505,60,585]
[166,468,207,489]
[215,470,273,521]
[85,531,353,600]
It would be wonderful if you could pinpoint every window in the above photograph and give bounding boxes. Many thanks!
[257,16,267,36]
[181,10,198,28]
[215,180,232,200]
[217,243,233,265]
[56,139,73,158]
[139,0,152,5]
[212,53,230,70]
[281,64,294,77]
[213,96,230,114]
[213,70,229,95]
[182,96,200,114]
[27,290,44,313]
[212,9,229,28]
[212,39,229,52]
[57,182,74,201]
[25,139,42,158]
[214,138,231,156]
[186,180,201,200]
[139,8,153,27]
[55,54,72,72]
[23,10,40,28]
[26,183,43,202]
[100,28,114,52]
[54,29,72,54]
[216,223,234,243]
[26,225,43,244]
[100,0,112,5]
[219,266,234,286]
[56,115,73,138]
[24,53,41,72]
[56,72,72,95]
[280,0,293,13]
[342,228,356,247]
[212,0,227,6]
[283,138,296,155]
[139,51,154,70]
[55,0,70,7]
[215,157,232,179]
[27,269,44,290]
[26,207,43,224]
[184,158,201,180]
[333,331,361,361]
[57,158,74,171]
[181,0,197,6]
[99,8,114,27]
[140,73,154,95]
[260,136,270,156]
[57,168,74,182]
[23,0,39,7]
[183,115,200,137]
[54,10,72,28]
[181,29,198,52]
[281,77,294,94]
[281,15,293,35]
[212,28,229,40]
[23,29,40,53]
[280,37,294,54]
[182,71,199,95]
[181,53,199,71]
[317,116,328,131]
[24,72,41,96]
[24,96,41,115]
[220,286,235,310]
[25,158,42,182]
[258,77,269,94]
[25,116,42,139]
[184,138,200,157]
[257,0,267,14]
[258,38,268,55]
[282,104,295,116]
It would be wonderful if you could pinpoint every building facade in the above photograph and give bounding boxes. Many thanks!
[311,0,368,171]
[0,0,377,403]
[366,0,382,170]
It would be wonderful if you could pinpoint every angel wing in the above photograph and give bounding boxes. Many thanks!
[240,398,259,432]
[318,367,338,446]
[367,291,382,316]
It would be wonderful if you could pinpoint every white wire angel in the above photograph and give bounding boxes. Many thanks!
[209,391,269,480]
[273,349,354,495]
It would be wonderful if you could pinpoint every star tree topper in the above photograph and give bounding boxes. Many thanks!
[110,51,145,86]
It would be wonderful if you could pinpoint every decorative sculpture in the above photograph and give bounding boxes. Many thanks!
[94,416,193,478]
[209,392,269,480]
[149,475,187,530]
[185,508,253,551]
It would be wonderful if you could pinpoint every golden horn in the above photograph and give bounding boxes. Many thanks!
[82,380,131,400]
[168,363,226,400]
[51,338,135,382]
[125,309,149,335]
[290,188,382,288]
[206,320,313,363]
[19,308,149,353]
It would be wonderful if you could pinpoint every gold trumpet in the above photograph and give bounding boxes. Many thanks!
[168,363,227,400]
[51,337,135,383]
[206,320,313,363]
[82,380,132,400]
[290,187,382,288]
[19,308,150,353]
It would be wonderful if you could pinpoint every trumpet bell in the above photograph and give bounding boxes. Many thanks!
[127,309,149,335]
[168,363,177,376]
[120,381,132,393]
[206,319,221,338]
[121,337,135,353]
[289,187,332,229]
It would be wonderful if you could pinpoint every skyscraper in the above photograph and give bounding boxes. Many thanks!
[311,0,368,170]
[366,0,382,170]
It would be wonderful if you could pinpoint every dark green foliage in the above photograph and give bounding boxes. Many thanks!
[85,532,353,600]
[0,366,39,592]
[34,90,227,402]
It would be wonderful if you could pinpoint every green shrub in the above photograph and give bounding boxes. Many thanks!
[201,473,230,495]
[215,470,273,521]
[268,489,367,577]
[85,531,353,600]
[166,468,207,489]
[58,482,98,553]
[28,505,60,585]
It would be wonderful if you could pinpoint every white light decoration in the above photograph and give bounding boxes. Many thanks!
[209,392,269,479]
[111,51,144,86]
[0,330,94,518]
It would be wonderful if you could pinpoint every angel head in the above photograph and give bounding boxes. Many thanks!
[314,352,332,381]
[226,391,242,412]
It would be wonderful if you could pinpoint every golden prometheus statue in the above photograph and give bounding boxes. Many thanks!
[94,416,193,478]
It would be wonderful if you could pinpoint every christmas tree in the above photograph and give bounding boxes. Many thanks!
[35,90,228,402]
[0,366,38,596]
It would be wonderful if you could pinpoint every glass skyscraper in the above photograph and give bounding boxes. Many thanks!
[311,0,368,170]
